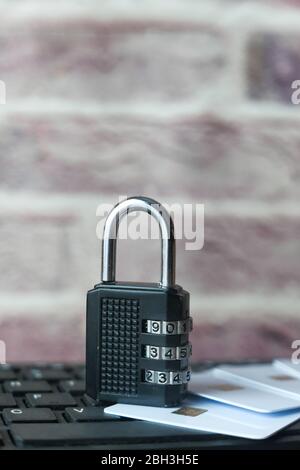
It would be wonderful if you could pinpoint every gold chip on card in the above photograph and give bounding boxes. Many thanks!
[172,407,207,417]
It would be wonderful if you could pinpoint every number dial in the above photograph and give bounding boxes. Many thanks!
[146,318,193,335]
[144,369,191,385]
[144,343,192,360]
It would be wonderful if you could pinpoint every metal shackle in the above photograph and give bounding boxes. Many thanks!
[101,196,175,288]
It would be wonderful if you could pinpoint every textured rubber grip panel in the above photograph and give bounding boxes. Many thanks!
[100,298,140,395]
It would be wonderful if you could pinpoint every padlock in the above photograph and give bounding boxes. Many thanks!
[86,196,192,407]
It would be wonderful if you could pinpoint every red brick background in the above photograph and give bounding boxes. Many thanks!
[0,0,300,363]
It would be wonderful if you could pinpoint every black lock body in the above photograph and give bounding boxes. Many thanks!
[86,281,191,407]
[86,196,192,407]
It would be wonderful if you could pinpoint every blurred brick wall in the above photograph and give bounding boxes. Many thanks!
[0,0,300,363]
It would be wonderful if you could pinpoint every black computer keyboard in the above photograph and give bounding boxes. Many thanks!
[0,362,300,450]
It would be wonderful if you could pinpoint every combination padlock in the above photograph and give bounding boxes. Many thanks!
[86,196,192,407]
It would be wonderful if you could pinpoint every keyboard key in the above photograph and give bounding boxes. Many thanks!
[10,422,205,447]
[4,380,52,394]
[0,364,15,371]
[3,408,57,424]
[83,394,96,406]
[0,393,17,409]
[74,367,85,380]
[0,370,17,381]
[26,393,76,409]
[59,380,85,395]
[65,407,120,422]
[24,369,71,381]
[50,363,65,369]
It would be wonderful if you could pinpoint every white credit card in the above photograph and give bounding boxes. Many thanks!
[189,369,300,413]
[273,359,300,379]
[215,364,300,400]
[105,395,300,440]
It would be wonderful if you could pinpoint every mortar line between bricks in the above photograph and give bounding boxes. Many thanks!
[1,193,300,218]
[0,1,300,29]
[1,102,300,122]
[0,292,300,321]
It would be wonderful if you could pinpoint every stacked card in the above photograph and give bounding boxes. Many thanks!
[105,359,300,439]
